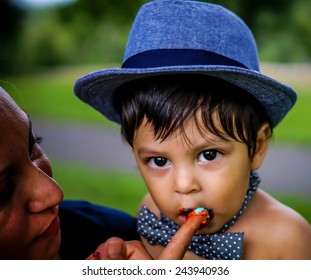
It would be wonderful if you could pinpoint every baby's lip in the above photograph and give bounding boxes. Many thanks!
[179,207,214,225]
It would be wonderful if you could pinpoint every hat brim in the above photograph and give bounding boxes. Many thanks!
[74,65,297,127]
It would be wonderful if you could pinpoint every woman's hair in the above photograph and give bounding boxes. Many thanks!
[114,74,272,158]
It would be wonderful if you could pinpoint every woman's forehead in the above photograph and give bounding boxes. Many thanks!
[0,88,29,134]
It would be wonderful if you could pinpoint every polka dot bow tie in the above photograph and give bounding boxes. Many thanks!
[137,172,260,260]
[138,206,244,260]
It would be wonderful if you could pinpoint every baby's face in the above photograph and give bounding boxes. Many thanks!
[132,116,252,234]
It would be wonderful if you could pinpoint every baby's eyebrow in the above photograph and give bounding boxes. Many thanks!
[137,147,159,156]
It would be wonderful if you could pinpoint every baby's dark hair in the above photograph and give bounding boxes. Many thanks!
[114,74,272,158]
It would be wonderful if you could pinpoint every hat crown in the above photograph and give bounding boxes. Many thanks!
[74,0,297,129]
[123,0,259,71]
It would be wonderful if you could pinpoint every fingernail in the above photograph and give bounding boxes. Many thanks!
[91,251,101,260]
[107,242,123,259]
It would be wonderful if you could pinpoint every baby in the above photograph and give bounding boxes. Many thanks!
[75,0,311,259]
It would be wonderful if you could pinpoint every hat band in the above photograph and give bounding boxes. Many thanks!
[122,49,247,69]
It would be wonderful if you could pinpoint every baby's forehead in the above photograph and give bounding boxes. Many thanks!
[138,114,231,145]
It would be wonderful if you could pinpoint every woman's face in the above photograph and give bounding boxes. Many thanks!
[0,89,64,259]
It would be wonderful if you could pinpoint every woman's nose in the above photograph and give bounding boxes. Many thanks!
[173,166,201,194]
[26,165,64,213]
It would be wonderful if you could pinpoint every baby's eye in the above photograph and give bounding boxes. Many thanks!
[198,150,220,162]
[148,157,170,168]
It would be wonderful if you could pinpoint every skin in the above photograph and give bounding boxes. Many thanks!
[133,117,255,235]
[111,115,311,260]
[0,88,64,259]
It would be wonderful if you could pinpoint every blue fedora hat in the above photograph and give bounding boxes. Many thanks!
[74,0,296,127]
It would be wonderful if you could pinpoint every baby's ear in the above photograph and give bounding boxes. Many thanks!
[251,123,271,170]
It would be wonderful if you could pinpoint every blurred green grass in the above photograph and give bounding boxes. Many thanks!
[1,66,115,125]
[273,85,311,145]
[1,66,310,223]
[51,160,146,216]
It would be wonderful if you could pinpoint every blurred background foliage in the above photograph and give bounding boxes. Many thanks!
[1,0,311,75]
[0,0,310,220]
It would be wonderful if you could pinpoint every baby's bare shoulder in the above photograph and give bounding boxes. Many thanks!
[244,190,311,259]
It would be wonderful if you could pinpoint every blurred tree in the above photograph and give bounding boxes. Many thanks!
[18,9,74,69]
[3,0,147,71]
[0,0,25,74]
[58,0,145,24]
[1,0,310,74]
[53,0,146,64]
[207,0,311,62]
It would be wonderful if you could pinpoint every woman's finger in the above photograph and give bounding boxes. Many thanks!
[158,215,205,260]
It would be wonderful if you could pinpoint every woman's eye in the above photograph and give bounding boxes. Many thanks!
[198,150,220,162]
[29,134,43,157]
[30,135,43,156]
[148,157,170,168]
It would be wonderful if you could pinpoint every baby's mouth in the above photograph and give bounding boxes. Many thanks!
[179,207,214,225]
